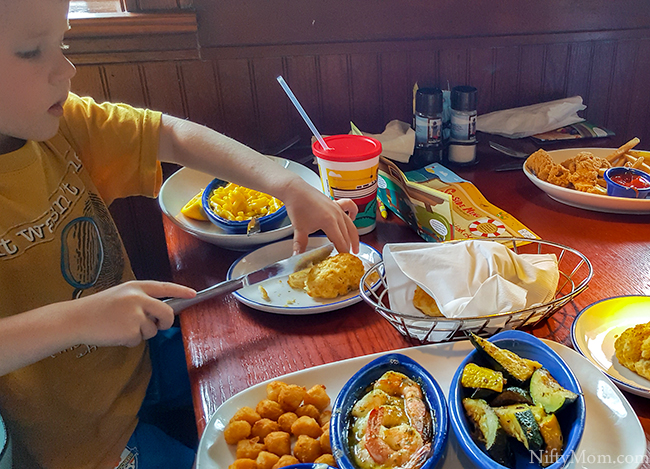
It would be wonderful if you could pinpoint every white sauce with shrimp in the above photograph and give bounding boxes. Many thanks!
[349,371,433,469]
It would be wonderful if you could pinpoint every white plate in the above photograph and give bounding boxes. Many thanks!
[196,339,646,469]
[158,157,322,250]
[523,148,650,214]
[227,236,382,315]
[571,295,650,398]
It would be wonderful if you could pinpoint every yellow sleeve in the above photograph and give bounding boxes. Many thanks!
[59,93,163,205]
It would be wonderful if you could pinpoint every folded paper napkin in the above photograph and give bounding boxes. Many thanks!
[383,240,559,319]
[476,96,586,139]
[356,119,414,163]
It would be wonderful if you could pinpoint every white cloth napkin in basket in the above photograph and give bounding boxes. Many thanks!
[383,240,560,319]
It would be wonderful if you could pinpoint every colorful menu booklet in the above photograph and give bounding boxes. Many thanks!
[377,157,538,243]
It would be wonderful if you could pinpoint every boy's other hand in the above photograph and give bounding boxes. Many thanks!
[72,281,196,348]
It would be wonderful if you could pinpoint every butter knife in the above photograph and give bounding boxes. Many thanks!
[164,243,334,314]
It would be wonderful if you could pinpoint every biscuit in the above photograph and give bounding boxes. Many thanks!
[614,321,650,381]
[413,285,443,317]
[305,253,365,299]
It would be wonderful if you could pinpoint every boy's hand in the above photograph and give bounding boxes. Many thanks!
[72,281,196,347]
[282,178,360,255]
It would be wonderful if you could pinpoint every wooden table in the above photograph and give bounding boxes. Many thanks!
[162,140,650,465]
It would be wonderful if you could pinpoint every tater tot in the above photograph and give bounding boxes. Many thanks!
[236,437,265,460]
[278,384,306,412]
[277,412,298,433]
[229,458,257,469]
[263,431,291,457]
[266,381,288,402]
[256,399,284,421]
[251,418,280,440]
[290,415,322,438]
[314,454,336,466]
[256,451,280,469]
[293,434,322,463]
[224,420,252,445]
[319,410,332,428]
[230,406,262,425]
[319,426,331,453]
[303,384,331,411]
[271,455,299,469]
[295,404,320,420]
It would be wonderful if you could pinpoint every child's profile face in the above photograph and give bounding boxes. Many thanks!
[0,0,76,146]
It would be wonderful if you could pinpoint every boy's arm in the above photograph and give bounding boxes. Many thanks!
[157,115,359,254]
[0,281,195,376]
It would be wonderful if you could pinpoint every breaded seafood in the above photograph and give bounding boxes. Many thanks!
[413,285,443,317]
[562,151,611,193]
[614,321,650,381]
[304,253,365,299]
[525,149,571,187]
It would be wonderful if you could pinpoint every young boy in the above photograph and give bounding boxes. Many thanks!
[0,0,360,467]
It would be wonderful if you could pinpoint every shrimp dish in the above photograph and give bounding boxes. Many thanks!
[348,371,433,469]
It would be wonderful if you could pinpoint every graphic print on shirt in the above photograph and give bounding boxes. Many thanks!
[61,191,125,299]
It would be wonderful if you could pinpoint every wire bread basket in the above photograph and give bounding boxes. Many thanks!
[359,238,593,344]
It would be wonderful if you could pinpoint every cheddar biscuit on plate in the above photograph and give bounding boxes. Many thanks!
[305,253,364,299]
[614,321,650,380]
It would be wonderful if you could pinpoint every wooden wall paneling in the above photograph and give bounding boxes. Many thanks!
[136,0,178,10]
[284,56,323,146]
[179,60,224,130]
[566,42,593,108]
[584,42,616,128]
[542,43,570,103]
[379,52,412,127]
[439,48,468,90]
[468,48,496,115]
[103,63,148,107]
[71,65,108,102]
[251,56,295,152]
[606,40,639,141]
[319,55,353,135]
[625,39,650,147]
[492,46,520,111]
[214,59,262,149]
[408,49,438,89]
[142,62,187,118]
[516,45,545,107]
[349,54,383,133]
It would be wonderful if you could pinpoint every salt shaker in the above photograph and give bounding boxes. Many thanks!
[448,85,478,165]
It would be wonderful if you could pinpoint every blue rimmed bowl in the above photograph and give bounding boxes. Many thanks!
[201,178,288,234]
[449,330,586,469]
[330,353,449,469]
[603,167,650,199]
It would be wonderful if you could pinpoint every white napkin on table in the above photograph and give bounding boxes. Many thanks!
[383,241,559,319]
[355,120,415,163]
[476,96,586,139]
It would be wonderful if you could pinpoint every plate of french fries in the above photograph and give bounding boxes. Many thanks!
[523,137,650,214]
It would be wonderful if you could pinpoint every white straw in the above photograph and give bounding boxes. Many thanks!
[276,76,330,151]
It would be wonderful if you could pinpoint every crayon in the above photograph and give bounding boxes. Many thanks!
[377,197,388,219]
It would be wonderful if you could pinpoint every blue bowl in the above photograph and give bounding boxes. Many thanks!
[201,178,288,234]
[449,330,585,469]
[330,353,449,469]
[603,167,650,199]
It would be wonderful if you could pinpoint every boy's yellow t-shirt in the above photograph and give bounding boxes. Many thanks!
[0,93,163,468]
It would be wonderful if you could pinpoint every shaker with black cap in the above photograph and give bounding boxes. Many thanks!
[412,87,444,168]
[448,85,478,164]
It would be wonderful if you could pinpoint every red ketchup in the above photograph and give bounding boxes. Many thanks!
[610,172,650,189]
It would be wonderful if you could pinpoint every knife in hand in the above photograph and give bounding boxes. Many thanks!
[164,242,335,314]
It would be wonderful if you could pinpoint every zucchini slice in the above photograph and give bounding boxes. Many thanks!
[493,404,544,452]
[462,398,513,468]
[530,368,578,413]
[490,386,533,407]
[468,333,542,384]
[461,363,505,393]
[538,413,564,467]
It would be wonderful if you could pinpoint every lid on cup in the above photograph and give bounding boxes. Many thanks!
[312,135,382,162]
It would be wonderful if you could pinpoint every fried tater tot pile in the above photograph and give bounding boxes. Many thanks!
[288,253,365,299]
[614,321,650,381]
[224,381,336,469]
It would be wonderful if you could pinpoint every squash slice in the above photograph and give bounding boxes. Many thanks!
[493,404,544,452]
[469,333,542,384]
[463,398,513,467]
[530,368,579,413]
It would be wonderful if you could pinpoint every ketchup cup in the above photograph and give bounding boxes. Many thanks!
[603,167,650,199]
